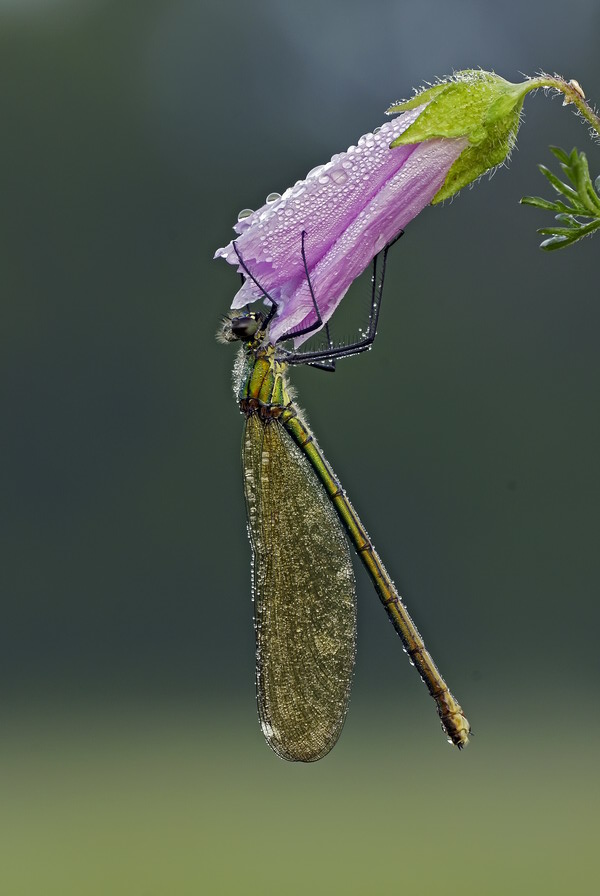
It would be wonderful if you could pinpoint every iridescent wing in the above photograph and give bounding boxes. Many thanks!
[242,413,356,761]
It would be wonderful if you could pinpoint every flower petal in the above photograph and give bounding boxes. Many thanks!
[215,106,466,344]
[269,135,468,344]
[215,109,426,292]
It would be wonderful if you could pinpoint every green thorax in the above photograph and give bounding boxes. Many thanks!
[237,345,291,415]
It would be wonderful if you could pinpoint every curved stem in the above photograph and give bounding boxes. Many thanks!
[526,74,600,139]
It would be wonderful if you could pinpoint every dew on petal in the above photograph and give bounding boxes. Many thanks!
[218,106,470,347]
[237,208,254,221]
[373,126,381,134]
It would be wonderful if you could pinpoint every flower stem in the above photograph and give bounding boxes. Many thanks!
[526,74,600,139]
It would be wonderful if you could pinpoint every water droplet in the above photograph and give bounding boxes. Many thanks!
[237,208,253,221]
[342,160,353,170]
[373,126,381,135]
[266,192,281,203]
[318,174,330,184]
[330,169,348,185]
[308,165,323,178]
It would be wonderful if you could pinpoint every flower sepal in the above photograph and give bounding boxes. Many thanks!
[387,70,530,203]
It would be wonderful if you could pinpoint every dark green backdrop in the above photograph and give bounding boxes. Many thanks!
[2,1,599,893]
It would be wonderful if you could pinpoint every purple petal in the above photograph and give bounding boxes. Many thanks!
[215,107,467,343]
[215,110,423,287]
[270,136,467,345]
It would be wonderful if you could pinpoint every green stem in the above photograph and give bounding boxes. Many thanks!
[526,74,600,139]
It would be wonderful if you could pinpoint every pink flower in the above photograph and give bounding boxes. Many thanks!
[215,107,468,345]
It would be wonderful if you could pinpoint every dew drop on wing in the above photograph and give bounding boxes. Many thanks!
[266,192,282,203]
[237,208,254,221]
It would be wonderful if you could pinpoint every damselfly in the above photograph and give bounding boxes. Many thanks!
[219,231,470,761]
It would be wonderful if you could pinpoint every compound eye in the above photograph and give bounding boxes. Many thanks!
[231,315,260,340]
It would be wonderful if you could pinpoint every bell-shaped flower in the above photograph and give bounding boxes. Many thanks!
[215,71,533,345]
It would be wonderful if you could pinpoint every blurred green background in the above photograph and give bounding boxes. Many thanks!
[2,0,600,893]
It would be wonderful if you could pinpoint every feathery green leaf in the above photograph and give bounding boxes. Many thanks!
[522,147,600,250]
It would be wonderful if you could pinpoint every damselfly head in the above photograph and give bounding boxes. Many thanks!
[218,311,265,344]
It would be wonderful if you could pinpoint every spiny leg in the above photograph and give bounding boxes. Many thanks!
[277,230,328,343]
[282,229,404,366]
[232,241,279,329]
[276,230,337,371]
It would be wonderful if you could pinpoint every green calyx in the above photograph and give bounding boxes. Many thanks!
[387,70,533,203]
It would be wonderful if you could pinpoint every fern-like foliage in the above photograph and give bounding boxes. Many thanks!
[521,146,600,250]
